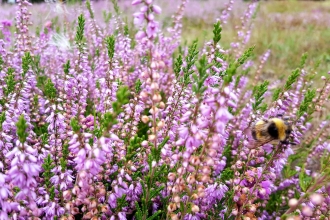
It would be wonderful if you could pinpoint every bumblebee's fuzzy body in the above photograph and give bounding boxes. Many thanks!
[251,118,292,145]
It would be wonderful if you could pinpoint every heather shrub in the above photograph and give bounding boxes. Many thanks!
[0,0,329,219]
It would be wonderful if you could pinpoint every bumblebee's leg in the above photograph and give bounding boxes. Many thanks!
[280,140,297,145]
[283,116,290,121]
[276,113,283,118]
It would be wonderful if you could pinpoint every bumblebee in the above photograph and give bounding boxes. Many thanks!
[251,117,293,146]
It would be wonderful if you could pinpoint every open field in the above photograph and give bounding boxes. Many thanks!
[0,0,330,219]
[1,0,330,77]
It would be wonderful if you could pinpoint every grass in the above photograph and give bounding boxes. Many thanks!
[1,0,330,80]
[177,1,330,80]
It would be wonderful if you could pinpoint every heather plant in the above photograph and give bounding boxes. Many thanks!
[0,0,329,220]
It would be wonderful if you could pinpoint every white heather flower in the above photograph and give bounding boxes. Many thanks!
[48,33,71,51]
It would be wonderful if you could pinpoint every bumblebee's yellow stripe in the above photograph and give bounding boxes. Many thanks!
[271,118,287,141]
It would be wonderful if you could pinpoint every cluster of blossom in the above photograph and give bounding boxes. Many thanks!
[0,0,329,219]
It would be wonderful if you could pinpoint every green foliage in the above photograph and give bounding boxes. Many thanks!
[219,167,234,182]
[42,154,55,195]
[70,117,81,133]
[111,0,120,14]
[192,55,209,96]
[22,52,32,78]
[299,166,313,192]
[150,137,169,163]
[0,56,4,72]
[320,151,330,175]
[124,24,129,36]
[85,98,94,117]
[126,136,144,161]
[106,35,116,61]
[75,14,85,44]
[238,47,255,65]
[182,40,199,86]
[252,81,269,112]
[223,46,255,85]
[174,54,183,79]
[34,123,48,137]
[63,60,70,75]
[86,0,94,19]
[60,143,69,172]
[272,88,281,102]
[113,86,130,113]
[135,79,142,93]
[44,79,57,100]
[265,190,287,213]
[272,68,301,102]
[213,21,222,45]
[49,186,55,200]
[16,115,28,144]
[282,153,301,178]
[300,52,308,68]
[0,112,5,130]
[116,194,128,212]
[284,68,300,91]
[94,86,130,137]
[296,89,316,119]
[3,68,16,97]
[135,172,166,219]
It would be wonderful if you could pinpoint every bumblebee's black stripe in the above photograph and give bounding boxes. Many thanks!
[252,129,257,140]
[267,122,279,139]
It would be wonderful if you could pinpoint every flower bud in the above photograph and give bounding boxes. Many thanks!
[152,94,162,102]
[170,214,179,220]
[236,160,243,169]
[288,198,298,208]
[131,0,142,5]
[150,82,159,90]
[309,193,324,205]
[159,102,165,109]
[150,61,158,69]
[249,204,256,213]
[202,166,211,174]
[157,120,165,129]
[168,173,176,181]
[83,212,93,219]
[187,174,195,184]
[167,203,177,212]
[148,134,156,141]
[141,115,149,123]
[152,5,162,14]
[63,190,71,200]
[232,209,238,215]
[205,157,214,166]
[301,206,313,217]
[258,188,266,196]
[190,156,200,165]
[197,185,205,192]
[173,195,180,203]
[191,205,200,213]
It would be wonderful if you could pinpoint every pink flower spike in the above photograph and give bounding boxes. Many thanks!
[131,0,142,5]
[152,5,162,14]
[146,21,159,38]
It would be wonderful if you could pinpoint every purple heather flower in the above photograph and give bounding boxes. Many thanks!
[131,0,142,5]
[146,21,159,38]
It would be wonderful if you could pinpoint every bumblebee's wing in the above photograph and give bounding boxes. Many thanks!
[251,121,275,145]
